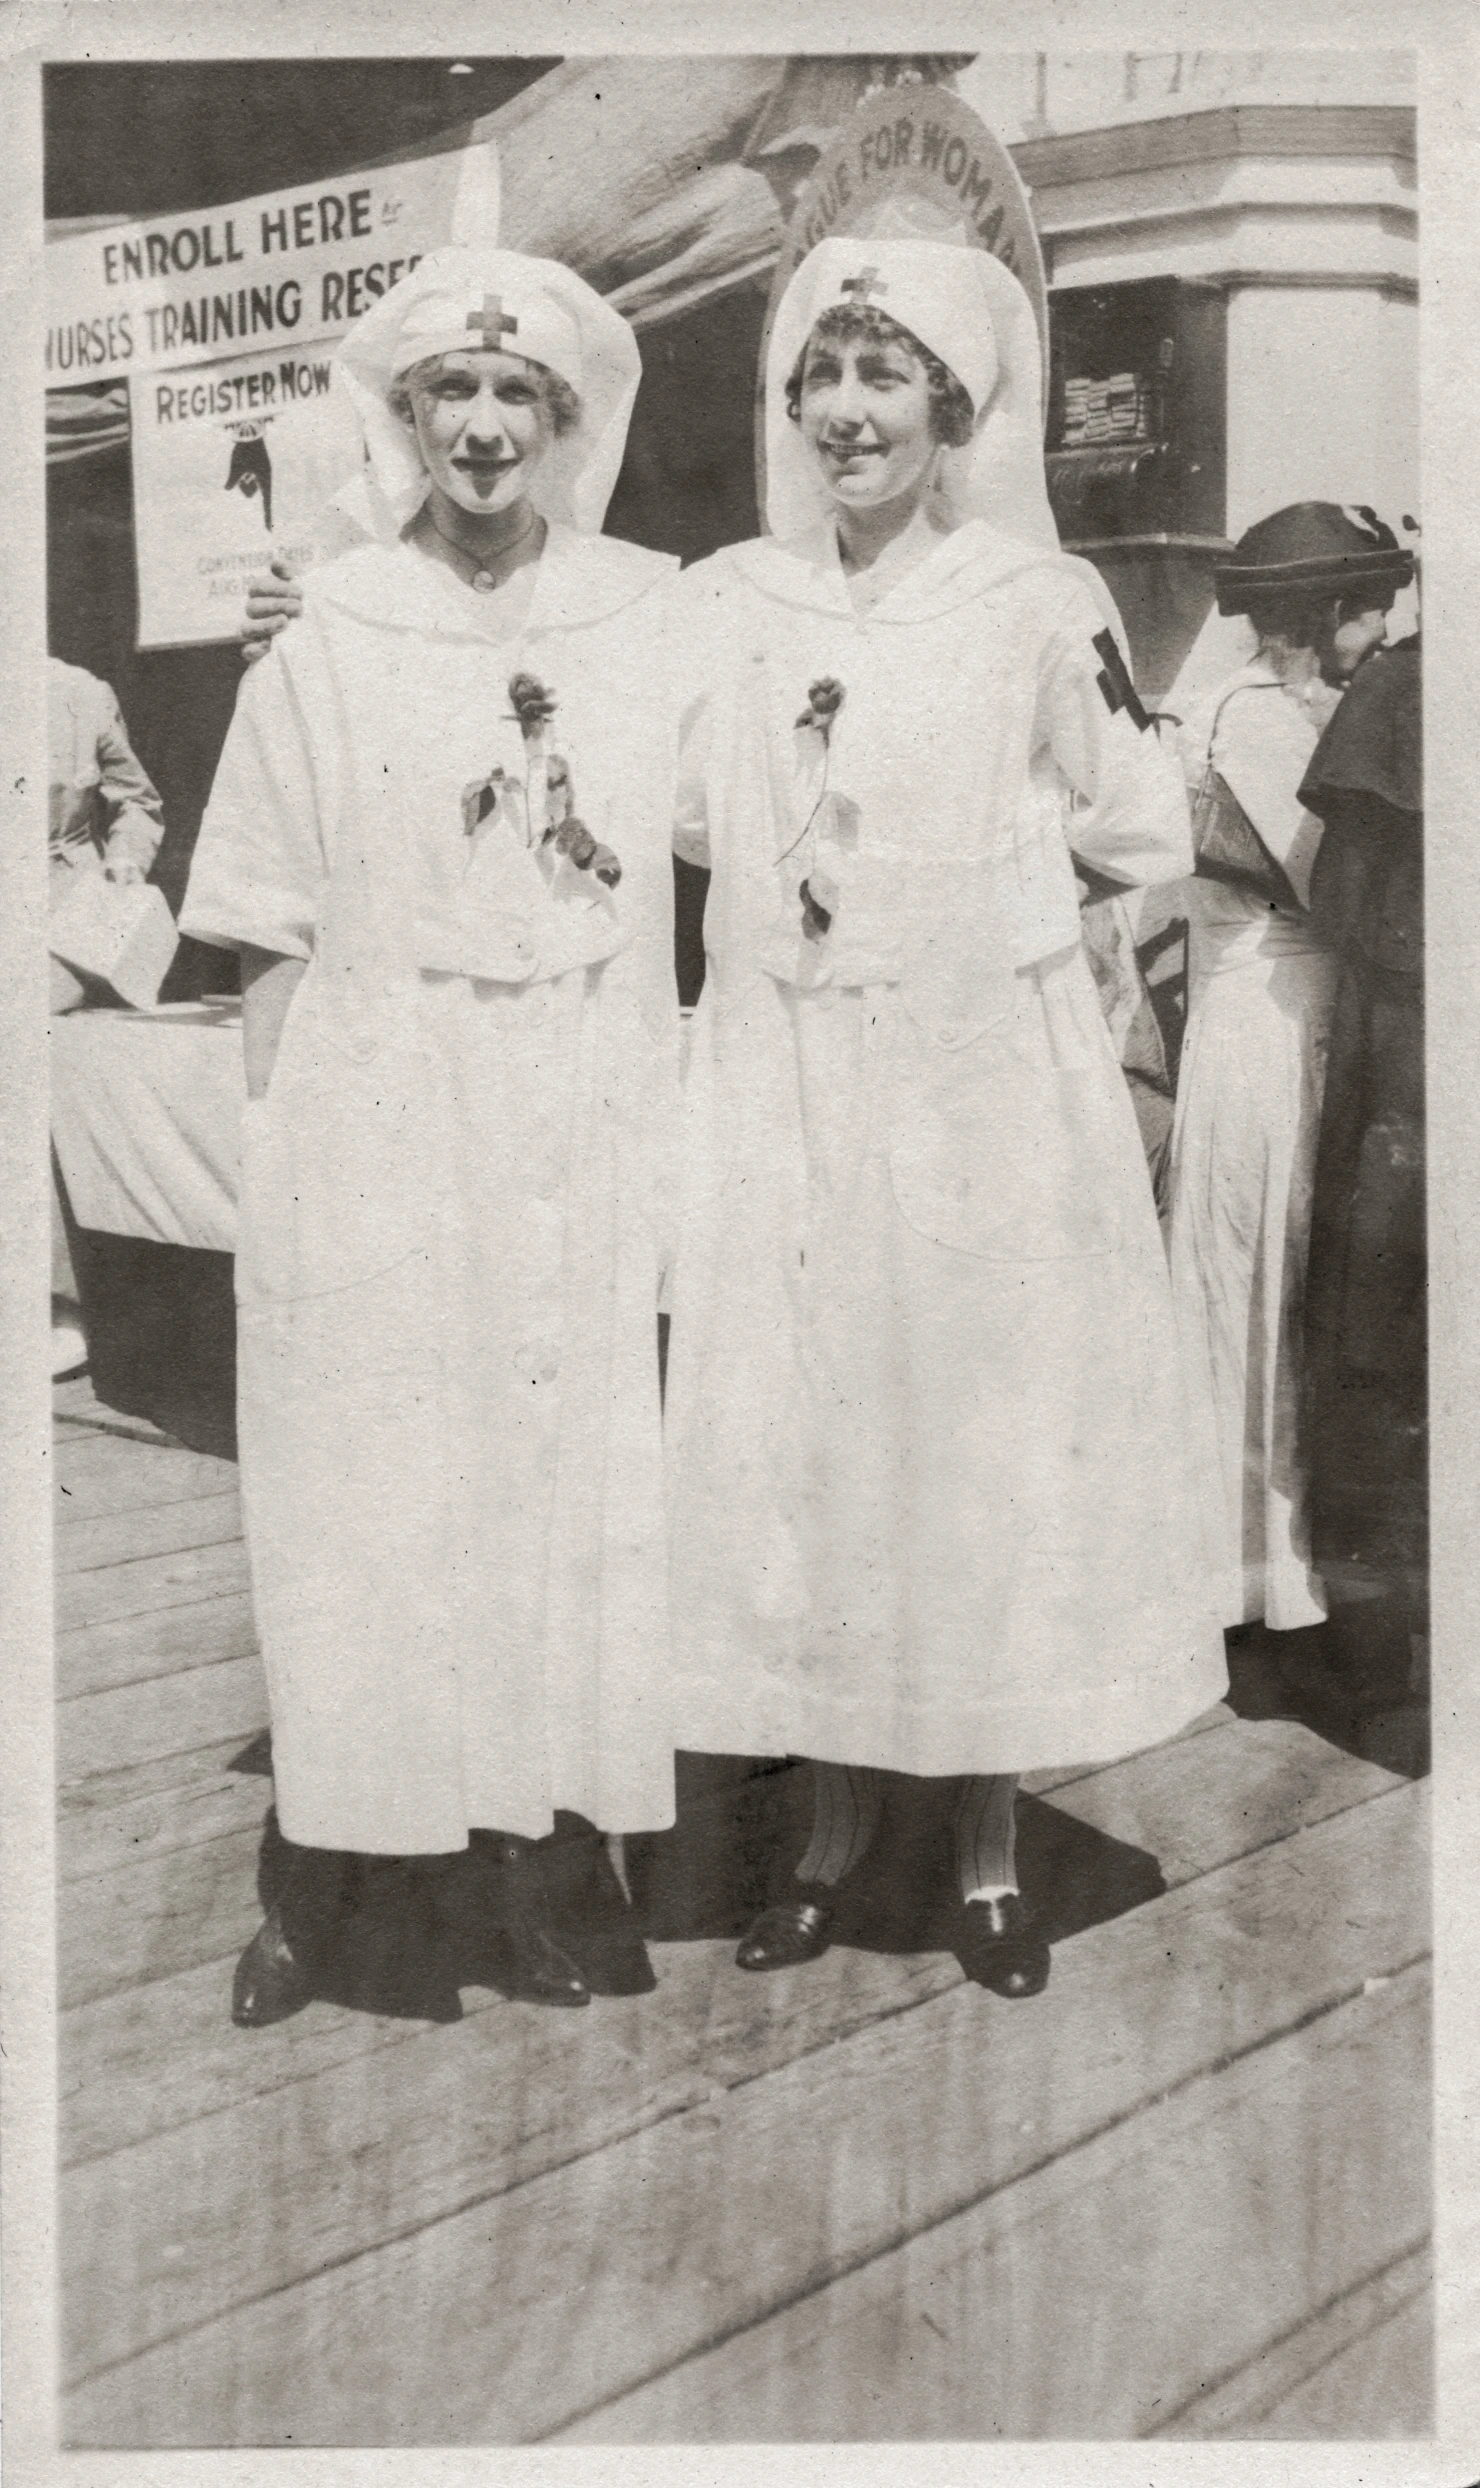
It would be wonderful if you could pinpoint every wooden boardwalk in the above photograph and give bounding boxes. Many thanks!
[55,1374,1433,2447]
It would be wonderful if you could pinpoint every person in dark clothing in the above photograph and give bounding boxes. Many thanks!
[1298,629,1425,1703]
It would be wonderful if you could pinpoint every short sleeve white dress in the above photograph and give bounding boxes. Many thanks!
[665,518,1228,1777]
[181,526,684,1853]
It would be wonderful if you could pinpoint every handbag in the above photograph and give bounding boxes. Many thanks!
[1190,687,1300,912]
[48,870,178,1009]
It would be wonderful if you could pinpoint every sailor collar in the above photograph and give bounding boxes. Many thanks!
[310,522,677,641]
[720,518,1080,626]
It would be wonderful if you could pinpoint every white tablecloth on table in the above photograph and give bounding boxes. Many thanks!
[51,1002,246,1251]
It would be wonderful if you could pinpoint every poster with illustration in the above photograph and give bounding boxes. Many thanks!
[128,344,363,645]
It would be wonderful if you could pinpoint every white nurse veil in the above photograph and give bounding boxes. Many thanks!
[763,210,1059,551]
[331,246,643,540]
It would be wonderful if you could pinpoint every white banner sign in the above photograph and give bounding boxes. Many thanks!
[47,149,470,386]
[130,342,365,648]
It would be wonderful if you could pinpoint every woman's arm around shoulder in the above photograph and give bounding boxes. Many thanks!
[664,548,756,869]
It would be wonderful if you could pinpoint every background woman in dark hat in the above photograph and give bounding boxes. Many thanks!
[1165,503,1413,1651]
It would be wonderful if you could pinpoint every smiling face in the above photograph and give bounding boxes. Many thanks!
[396,349,557,519]
[796,324,941,516]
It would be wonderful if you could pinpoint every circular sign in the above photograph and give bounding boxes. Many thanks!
[756,84,1049,522]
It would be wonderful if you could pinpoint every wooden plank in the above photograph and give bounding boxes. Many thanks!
[61,1954,509,2174]
[60,1751,268,1886]
[53,1434,237,1522]
[59,1734,263,1825]
[1023,1697,1234,1797]
[57,1590,258,1706]
[555,1969,1429,2444]
[61,1825,268,2011]
[57,1651,267,1784]
[57,1784,1427,2437]
[59,1711,1387,2167]
[52,1375,160,1434]
[1236,2277,1434,2437]
[1154,2242,1432,2438]
[59,1891,952,2176]
[47,1404,104,1436]
[1043,1709,1401,1891]
[57,1490,242,1577]
[54,1404,180,1452]
[58,1536,251,1632]
[59,1953,498,2172]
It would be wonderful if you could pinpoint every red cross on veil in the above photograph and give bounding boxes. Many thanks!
[465,295,519,346]
[839,267,888,304]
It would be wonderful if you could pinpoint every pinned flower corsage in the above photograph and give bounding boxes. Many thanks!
[458,673,621,888]
[511,672,622,889]
[507,671,559,735]
[776,676,846,938]
[795,676,845,737]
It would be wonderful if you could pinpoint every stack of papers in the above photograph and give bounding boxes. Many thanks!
[1061,372,1154,446]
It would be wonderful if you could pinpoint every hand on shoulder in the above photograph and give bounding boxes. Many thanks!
[241,555,305,665]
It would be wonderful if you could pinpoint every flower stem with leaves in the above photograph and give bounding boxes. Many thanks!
[504,673,622,887]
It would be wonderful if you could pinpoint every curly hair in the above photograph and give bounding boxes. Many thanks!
[390,352,581,438]
[1245,585,1396,650]
[784,304,976,449]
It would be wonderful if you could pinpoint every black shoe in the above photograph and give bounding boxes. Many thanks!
[957,1893,1051,1998]
[735,1882,834,1972]
[495,1919,592,2007]
[461,1834,590,2007]
[232,1901,316,2027]
[547,1832,657,1997]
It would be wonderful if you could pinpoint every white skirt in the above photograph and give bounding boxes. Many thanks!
[1168,916,1338,1629]
[236,965,674,1853]
[667,944,1228,1776]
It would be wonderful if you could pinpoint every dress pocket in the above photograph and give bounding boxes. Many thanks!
[236,1021,430,1304]
[888,1006,1127,1262]
[895,859,1021,1052]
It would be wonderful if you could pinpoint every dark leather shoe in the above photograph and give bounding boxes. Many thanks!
[957,1893,1051,1998]
[548,1834,657,1996]
[495,1919,591,2007]
[460,1834,591,2006]
[735,1884,834,1972]
[232,1902,316,2027]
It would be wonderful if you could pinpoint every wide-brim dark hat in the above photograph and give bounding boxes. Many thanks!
[1215,501,1414,615]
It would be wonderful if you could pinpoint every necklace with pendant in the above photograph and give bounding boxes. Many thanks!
[426,507,541,594]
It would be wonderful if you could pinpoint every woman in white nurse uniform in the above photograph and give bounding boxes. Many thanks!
[664,236,1228,1992]
[181,250,682,2025]
[1166,501,1413,1635]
